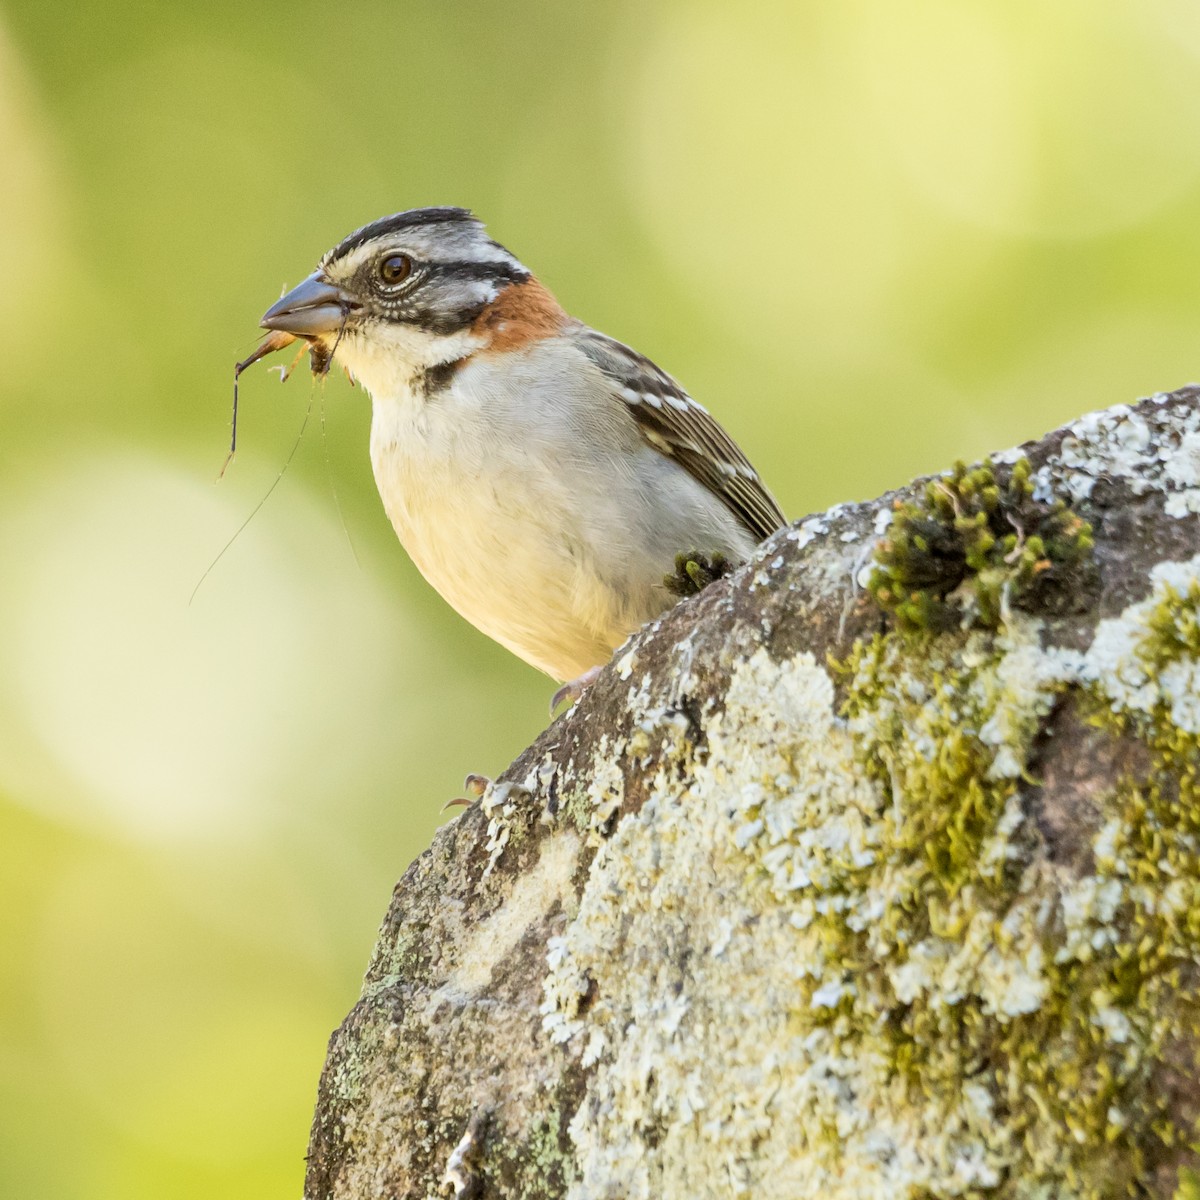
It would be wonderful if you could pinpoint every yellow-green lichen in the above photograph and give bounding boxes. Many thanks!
[486,1099,580,1199]
[558,785,595,836]
[869,457,1094,631]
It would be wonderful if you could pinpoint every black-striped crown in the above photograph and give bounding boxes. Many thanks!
[317,207,530,337]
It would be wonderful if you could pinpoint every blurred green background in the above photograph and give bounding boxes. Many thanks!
[2,0,1200,1195]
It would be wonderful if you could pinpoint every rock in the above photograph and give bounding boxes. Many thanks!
[305,387,1200,1200]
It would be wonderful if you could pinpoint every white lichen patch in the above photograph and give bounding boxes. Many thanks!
[785,515,828,549]
[540,648,1050,1198]
[538,553,1200,1199]
[582,737,625,846]
[1032,395,1200,515]
[1165,428,1200,487]
[1082,554,1200,731]
[974,623,1066,779]
[480,780,531,878]
[443,829,581,995]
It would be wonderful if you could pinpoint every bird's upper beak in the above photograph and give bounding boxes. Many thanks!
[260,272,360,337]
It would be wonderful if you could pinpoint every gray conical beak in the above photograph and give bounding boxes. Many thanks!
[260,273,359,336]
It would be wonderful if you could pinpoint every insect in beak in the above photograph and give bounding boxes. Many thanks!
[222,305,351,479]
[221,330,310,478]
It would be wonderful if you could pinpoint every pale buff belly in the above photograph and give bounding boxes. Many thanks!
[369,430,656,681]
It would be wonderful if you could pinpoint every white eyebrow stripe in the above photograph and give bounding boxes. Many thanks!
[322,233,524,280]
[470,240,525,266]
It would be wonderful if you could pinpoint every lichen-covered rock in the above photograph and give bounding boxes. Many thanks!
[305,388,1200,1200]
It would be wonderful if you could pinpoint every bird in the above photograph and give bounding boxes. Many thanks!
[257,207,785,708]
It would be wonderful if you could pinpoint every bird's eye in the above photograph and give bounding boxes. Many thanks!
[378,254,413,285]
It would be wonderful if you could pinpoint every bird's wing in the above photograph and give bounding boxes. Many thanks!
[573,327,786,543]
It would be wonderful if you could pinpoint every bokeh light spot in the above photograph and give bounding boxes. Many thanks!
[0,447,424,846]
[851,0,1200,238]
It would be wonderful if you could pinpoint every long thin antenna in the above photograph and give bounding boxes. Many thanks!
[221,375,239,479]
[221,330,299,479]
[190,392,314,606]
[319,389,362,571]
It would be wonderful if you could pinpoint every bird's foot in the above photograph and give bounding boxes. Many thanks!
[550,666,603,717]
[442,773,491,812]
[664,550,733,598]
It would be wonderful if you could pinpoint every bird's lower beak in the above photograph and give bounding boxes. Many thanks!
[260,272,359,336]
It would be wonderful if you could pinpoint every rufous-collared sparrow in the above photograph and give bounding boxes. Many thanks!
[256,207,785,705]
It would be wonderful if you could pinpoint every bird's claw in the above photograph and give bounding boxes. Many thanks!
[441,773,491,813]
[550,666,603,717]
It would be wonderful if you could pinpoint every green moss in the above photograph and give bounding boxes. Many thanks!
[836,633,1019,904]
[663,550,733,598]
[1142,579,1200,669]
[1074,579,1200,1189]
[868,457,1094,631]
[796,605,1200,1197]
[549,564,1198,1196]
[1176,1166,1200,1200]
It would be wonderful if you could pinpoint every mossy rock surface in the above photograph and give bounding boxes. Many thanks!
[306,388,1200,1200]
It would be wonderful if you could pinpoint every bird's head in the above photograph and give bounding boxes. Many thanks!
[260,207,546,396]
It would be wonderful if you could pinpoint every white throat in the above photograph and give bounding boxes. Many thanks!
[332,323,485,400]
